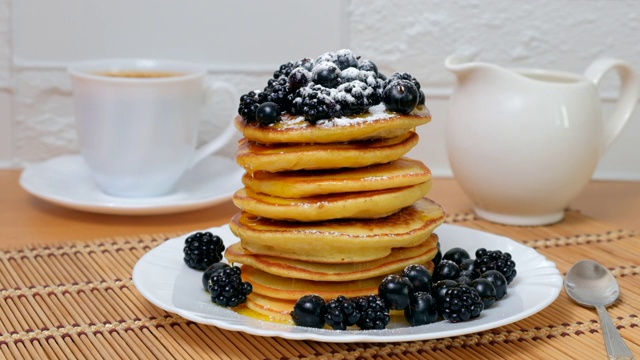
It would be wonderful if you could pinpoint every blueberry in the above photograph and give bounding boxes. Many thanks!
[202,262,230,291]
[404,292,438,326]
[443,247,471,265]
[357,59,379,75]
[481,270,508,300]
[470,278,497,309]
[460,258,477,272]
[401,264,432,294]
[334,50,358,70]
[312,62,341,88]
[382,79,419,114]
[456,270,477,286]
[291,294,327,328]
[432,259,461,283]
[378,274,413,310]
[255,102,280,125]
[288,68,311,92]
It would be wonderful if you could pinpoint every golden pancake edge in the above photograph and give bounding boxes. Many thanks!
[236,131,419,172]
[226,233,438,281]
[229,197,446,263]
[232,181,432,222]
[242,157,432,198]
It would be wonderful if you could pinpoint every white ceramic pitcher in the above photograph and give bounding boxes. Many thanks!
[445,55,639,226]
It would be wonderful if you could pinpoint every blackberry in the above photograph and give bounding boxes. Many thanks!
[324,295,360,330]
[474,248,517,284]
[265,77,292,110]
[291,84,342,123]
[291,294,327,328]
[183,232,225,270]
[441,284,484,323]
[202,262,230,290]
[312,61,342,88]
[208,266,253,307]
[238,90,269,123]
[355,295,390,330]
[334,80,380,116]
[273,61,295,79]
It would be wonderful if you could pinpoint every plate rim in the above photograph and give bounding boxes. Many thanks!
[132,223,563,342]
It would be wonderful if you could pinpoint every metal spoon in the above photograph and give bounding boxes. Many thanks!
[565,260,635,359]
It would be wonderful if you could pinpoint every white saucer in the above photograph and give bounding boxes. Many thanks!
[19,154,244,215]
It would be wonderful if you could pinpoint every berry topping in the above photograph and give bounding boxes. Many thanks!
[291,294,327,328]
[474,248,517,284]
[355,295,390,330]
[401,264,433,294]
[334,80,380,116]
[255,102,281,125]
[443,247,471,265]
[291,84,342,123]
[324,295,360,330]
[378,274,413,311]
[382,79,419,114]
[404,291,438,326]
[432,279,458,312]
[208,266,252,307]
[202,262,230,290]
[440,284,484,323]
[238,90,269,123]
[238,49,423,126]
[183,232,225,271]
[481,270,508,300]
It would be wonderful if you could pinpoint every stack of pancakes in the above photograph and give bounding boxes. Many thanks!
[228,104,446,323]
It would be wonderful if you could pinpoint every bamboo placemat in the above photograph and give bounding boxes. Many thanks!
[1,210,639,359]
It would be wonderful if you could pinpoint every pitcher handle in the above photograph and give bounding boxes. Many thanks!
[189,82,239,168]
[584,58,639,151]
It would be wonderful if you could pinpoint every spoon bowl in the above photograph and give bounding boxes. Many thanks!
[565,260,634,359]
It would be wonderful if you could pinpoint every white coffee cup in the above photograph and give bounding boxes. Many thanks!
[68,59,237,198]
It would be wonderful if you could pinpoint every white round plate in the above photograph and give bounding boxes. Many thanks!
[132,223,563,343]
[19,154,243,215]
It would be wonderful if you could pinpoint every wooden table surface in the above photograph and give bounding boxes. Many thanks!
[1,168,639,248]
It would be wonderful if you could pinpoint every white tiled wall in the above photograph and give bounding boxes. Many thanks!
[3,0,640,180]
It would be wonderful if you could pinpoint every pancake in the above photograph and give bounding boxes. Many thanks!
[243,265,385,300]
[229,197,446,263]
[235,104,431,144]
[245,292,297,324]
[236,131,419,172]
[242,157,432,198]
[232,181,432,222]
[226,234,438,281]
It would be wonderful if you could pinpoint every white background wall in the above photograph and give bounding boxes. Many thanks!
[2,0,640,180]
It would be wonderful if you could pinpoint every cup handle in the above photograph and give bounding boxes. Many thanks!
[584,58,639,151]
[189,81,239,168]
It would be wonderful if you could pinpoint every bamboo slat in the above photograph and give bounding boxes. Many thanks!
[0,210,638,359]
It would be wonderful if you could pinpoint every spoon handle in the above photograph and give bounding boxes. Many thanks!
[595,306,635,359]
